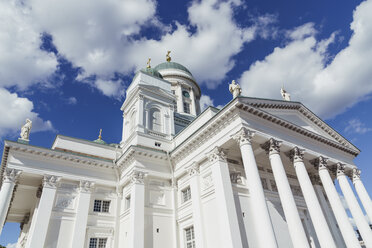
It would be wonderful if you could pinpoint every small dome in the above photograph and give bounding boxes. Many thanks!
[154,62,192,76]
[140,67,163,79]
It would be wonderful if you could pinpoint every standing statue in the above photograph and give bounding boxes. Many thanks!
[20,119,32,140]
[166,51,171,62]
[280,87,291,101]
[146,58,151,68]
[229,80,242,98]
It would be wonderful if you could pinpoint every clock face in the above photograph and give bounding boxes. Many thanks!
[182,90,190,98]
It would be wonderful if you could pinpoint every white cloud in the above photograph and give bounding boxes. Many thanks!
[200,95,214,111]
[199,94,224,111]
[95,79,125,99]
[66,97,77,105]
[0,0,58,89]
[239,0,372,119]
[6,243,17,248]
[0,88,53,138]
[345,119,372,134]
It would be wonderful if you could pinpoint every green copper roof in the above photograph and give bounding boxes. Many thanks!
[154,61,192,75]
[140,67,163,79]
[93,138,107,145]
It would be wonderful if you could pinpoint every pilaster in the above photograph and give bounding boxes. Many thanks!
[129,170,146,248]
[71,180,95,248]
[207,147,243,248]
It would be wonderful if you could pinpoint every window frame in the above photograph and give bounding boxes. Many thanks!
[184,226,196,248]
[93,199,111,213]
[181,186,192,203]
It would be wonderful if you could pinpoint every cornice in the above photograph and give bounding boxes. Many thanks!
[116,145,168,172]
[3,141,115,170]
[236,102,359,157]
[170,102,239,163]
[245,99,359,153]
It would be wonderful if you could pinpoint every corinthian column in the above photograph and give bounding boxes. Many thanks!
[261,140,309,248]
[208,147,243,248]
[337,164,372,248]
[317,158,361,248]
[233,128,277,248]
[290,148,336,248]
[0,168,21,234]
[25,175,61,248]
[352,168,372,223]
[129,170,146,248]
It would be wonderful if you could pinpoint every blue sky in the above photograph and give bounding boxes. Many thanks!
[1,0,372,246]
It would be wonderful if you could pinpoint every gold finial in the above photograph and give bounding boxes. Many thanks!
[98,129,102,140]
[166,51,171,62]
[146,58,151,68]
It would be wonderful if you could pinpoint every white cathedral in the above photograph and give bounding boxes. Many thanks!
[1,53,372,248]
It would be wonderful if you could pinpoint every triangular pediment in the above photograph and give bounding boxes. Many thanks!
[238,97,359,153]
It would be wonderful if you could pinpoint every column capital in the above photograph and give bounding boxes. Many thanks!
[232,127,255,146]
[352,168,361,182]
[230,172,242,184]
[79,180,95,193]
[288,146,305,163]
[261,138,281,155]
[187,162,200,177]
[207,147,227,164]
[3,168,22,183]
[311,156,329,171]
[336,163,346,177]
[130,170,146,185]
[42,175,61,189]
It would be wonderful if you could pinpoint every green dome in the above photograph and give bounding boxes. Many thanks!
[140,67,163,79]
[93,138,107,145]
[154,62,192,76]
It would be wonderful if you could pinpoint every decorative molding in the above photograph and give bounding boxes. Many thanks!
[261,138,281,155]
[55,195,76,209]
[79,180,95,193]
[230,172,242,184]
[3,168,21,183]
[310,156,328,171]
[187,163,199,177]
[336,163,346,177]
[207,147,227,164]
[232,127,255,147]
[352,168,361,182]
[288,146,305,163]
[130,171,146,184]
[42,175,61,189]
[235,101,359,156]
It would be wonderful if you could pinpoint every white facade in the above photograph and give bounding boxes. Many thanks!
[1,60,372,248]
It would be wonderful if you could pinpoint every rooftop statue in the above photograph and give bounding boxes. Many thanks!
[146,58,151,68]
[229,80,242,98]
[20,119,32,140]
[166,51,171,62]
[280,86,291,101]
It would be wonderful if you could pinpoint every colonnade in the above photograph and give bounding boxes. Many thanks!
[193,127,372,248]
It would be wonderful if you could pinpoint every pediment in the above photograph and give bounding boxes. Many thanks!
[238,97,359,153]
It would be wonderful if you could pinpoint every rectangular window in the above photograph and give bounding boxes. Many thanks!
[93,200,111,213]
[89,238,107,248]
[183,102,190,114]
[182,187,191,203]
[185,226,196,248]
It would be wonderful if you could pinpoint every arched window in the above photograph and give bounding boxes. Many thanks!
[149,108,162,132]
[130,110,136,131]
